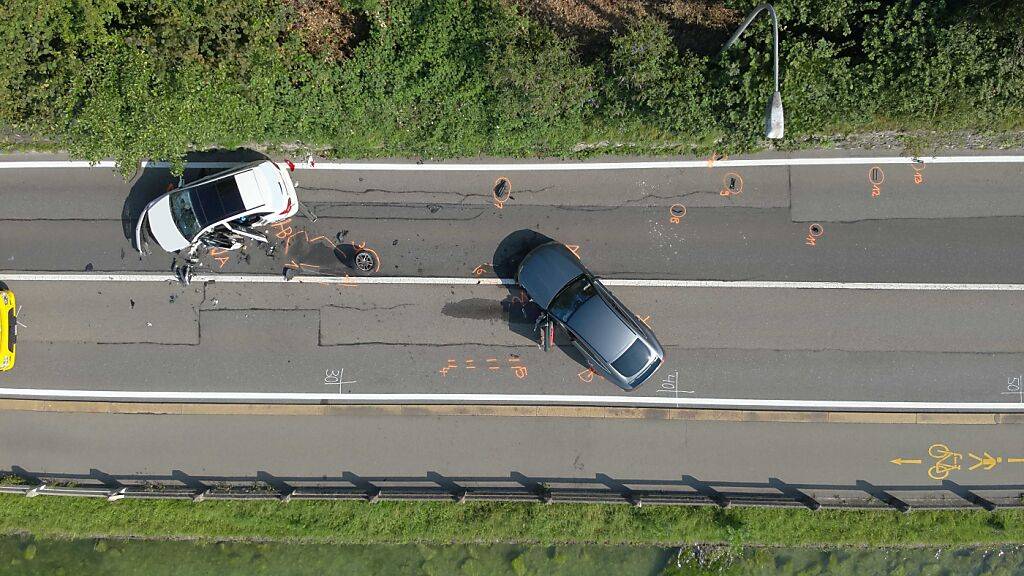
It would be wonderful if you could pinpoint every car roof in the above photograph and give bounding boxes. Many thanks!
[516,242,587,309]
[565,295,637,363]
[186,171,266,228]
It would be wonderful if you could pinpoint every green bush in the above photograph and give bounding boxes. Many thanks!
[2,0,1023,172]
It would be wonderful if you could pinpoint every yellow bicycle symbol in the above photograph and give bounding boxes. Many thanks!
[928,443,962,480]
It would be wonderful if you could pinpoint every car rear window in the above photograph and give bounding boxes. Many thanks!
[612,339,650,377]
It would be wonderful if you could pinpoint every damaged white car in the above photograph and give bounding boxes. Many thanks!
[135,160,299,255]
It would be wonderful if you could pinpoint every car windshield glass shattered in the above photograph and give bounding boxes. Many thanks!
[548,275,594,323]
[168,189,201,240]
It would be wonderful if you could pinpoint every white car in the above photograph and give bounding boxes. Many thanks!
[135,160,299,254]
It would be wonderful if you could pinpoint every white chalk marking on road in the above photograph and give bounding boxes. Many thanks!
[0,387,1021,411]
[3,155,1024,171]
[3,272,1024,291]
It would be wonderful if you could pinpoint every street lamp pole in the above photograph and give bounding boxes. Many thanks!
[720,3,784,139]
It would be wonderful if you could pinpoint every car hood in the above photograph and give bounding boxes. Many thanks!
[516,242,586,309]
[565,296,636,362]
[144,195,191,252]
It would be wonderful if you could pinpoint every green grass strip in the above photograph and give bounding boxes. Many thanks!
[1,495,1022,546]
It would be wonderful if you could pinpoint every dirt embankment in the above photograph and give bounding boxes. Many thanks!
[510,0,740,56]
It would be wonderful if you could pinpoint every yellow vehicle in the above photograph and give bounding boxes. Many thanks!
[0,289,15,371]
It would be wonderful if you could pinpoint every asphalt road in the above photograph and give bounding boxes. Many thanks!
[2,281,1023,408]
[2,151,1024,495]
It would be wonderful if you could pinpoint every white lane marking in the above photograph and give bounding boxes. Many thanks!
[2,155,1024,171]
[3,272,1024,291]
[0,387,1020,411]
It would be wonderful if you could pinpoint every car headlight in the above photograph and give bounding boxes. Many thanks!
[0,357,8,368]
[1,293,8,305]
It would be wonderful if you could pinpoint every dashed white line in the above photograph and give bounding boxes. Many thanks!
[3,272,1024,291]
[2,155,1024,171]
[0,387,1020,411]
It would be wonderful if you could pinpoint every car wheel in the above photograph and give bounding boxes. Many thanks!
[353,249,377,275]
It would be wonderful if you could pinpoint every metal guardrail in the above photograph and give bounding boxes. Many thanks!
[2,470,1021,511]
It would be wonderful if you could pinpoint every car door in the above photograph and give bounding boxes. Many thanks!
[559,318,608,375]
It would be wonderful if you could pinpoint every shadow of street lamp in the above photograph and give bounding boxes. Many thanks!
[719,3,784,139]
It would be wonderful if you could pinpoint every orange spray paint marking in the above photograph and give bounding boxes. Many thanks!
[805,223,823,247]
[465,359,476,369]
[208,247,231,268]
[507,356,528,379]
[340,274,357,287]
[707,151,728,167]
[720,173,743,197]
[638,315,652,329]
[868,167,885,198]
[493,177,512,209]
[669,204,686,224]
[439,359,458,377]
[566,244,581,258]
[473,263,492,277]
[912,162,925,185]
[577,367,600,383]
[486,358,501,371]
[284,260,321,272]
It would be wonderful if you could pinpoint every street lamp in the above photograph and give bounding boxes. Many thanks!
[720,3,784,139]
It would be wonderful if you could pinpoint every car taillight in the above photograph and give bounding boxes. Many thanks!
[279,198,293,215]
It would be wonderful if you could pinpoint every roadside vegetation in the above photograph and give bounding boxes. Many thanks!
[2,495,1023,546]
[1,0,1023,173]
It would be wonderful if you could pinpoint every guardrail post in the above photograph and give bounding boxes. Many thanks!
[855,480,910,512]
[595,473,638,506]
[681,475,730,508]
[768,477,819,510]
[427,471,466,503]
[942,480,997,511]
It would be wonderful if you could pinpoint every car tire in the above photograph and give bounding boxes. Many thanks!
[353,249,377,276]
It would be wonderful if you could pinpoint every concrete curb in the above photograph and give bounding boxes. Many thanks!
[1,399,1021,424]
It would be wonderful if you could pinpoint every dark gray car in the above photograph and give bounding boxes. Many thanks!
[516,242,664,390]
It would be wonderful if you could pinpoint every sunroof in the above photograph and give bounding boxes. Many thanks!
[190,177,245,227]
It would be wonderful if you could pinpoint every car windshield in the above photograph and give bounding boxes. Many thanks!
[612,339,650,377]
[548,275,595,322]
[168,189,201,240]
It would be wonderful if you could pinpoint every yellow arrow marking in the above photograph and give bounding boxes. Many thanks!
[968,452,1001,471]
[890,458,923,466]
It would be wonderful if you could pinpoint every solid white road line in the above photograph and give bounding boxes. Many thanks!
[0,387,1020,411]
[3,272,1024,291]
[2,155,1024,171]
